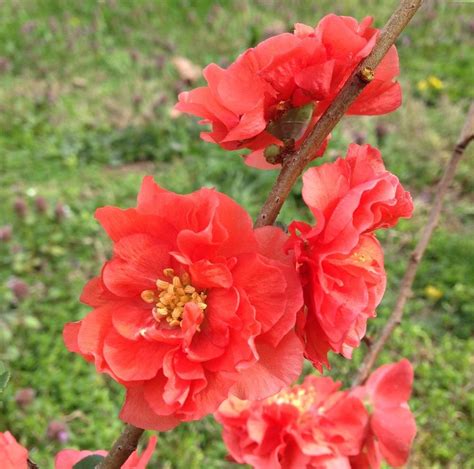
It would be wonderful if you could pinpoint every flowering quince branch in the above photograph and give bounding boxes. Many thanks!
[0,3,418,469]
[80,2,424,468]
[353,102,474,387]
[254,0,423,228]
[1,3,428,469]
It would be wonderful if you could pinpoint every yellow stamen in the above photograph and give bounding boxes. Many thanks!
[156,279,169,290]
[141,290,156,303]
[141,269,207,329]
[163,268,174,277]
[267,384,317,415]
[351,251,370,263]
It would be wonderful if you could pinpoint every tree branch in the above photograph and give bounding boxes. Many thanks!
[352,102,474,387]
[255,0,423,228]
[96,424,145,469]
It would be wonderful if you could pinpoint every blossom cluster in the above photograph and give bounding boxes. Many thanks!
[0,432,156,469]
[216,360,416,469]
[176,14,401,169]
[51,10,417,469]
[62,140,412,433]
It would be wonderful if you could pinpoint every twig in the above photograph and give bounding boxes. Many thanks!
[255,0,423,228]
[96,424,145,469]
[352,102,474,387]
[97,2,424,465]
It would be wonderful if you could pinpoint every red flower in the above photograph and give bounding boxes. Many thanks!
[175,15,401,170]
[0,431,28,469]
[350,360,416,468]
[54,435,157,468]
[215,375,368,469]
[64,177,303,430]
[286,144,413,370]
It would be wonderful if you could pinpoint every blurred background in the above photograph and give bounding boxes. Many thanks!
[0,0,473,467]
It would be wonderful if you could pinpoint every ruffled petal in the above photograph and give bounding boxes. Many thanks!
[120,385,181,431]
[231,332,303,400]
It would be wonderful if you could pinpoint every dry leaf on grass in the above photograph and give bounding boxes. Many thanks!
[172,56,201,83]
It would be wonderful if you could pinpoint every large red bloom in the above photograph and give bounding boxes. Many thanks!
[286,144,413,370]
[64,177,304,430]
[0,431,28,469]
[350,360,416,468]
[215,375,368,469]
[175,15,401,170]
[54,436,157,469]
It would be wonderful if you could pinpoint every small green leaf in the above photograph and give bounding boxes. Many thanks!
[267,103,314,141]
[72,454,105,469]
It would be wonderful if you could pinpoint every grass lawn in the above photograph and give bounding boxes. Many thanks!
[1,1,473,467]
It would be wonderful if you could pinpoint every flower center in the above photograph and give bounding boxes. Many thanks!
[140,268,207,328]
[351,251,370,263]
[267,385,316,414]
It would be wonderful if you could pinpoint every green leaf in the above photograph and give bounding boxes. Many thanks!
[0,362,11,393]
[267,103,314,141]
[72,454,105,469]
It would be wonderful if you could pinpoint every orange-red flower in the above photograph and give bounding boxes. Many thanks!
[215,375,368,469]
[175,15,401,170]
[286,144,413,370]
[0,431,28,469]
[64,177,304,430]
[216,360,416,469]
[350,360,416,468]
[54,436,157,469]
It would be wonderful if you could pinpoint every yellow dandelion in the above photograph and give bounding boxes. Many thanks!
[417,80,428,92]
[428,75,444,90]
[424,285,443,301]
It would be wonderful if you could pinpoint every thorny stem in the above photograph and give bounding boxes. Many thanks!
[352,103,474,387]
[255,0,424,228]
[98,1,424,467]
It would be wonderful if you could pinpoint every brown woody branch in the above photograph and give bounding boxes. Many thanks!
[96,424,145,469]
[98,1,424,467]
[352,102,474,387]
[255,0,423,228]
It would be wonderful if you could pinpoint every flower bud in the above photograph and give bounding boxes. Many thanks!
[0,225,12,242]
[55,203,70,222]
[264,144,282,164]
[7,278,29,301]
[47,420,69,442]
[13,198,27,218]
[15,388,36,408]
[35,196,48,214]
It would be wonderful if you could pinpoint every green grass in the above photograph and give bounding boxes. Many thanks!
[0,1,473,467]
